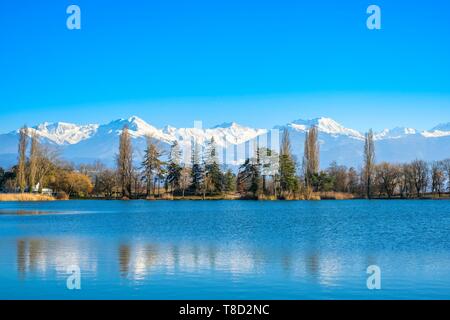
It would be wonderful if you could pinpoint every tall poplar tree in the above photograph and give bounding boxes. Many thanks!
[364,129,375,199]
[17,126,28,193]
[303,126,319,187]
[117,125,133,198]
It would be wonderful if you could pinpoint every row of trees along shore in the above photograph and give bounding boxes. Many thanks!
[1,125,450,200]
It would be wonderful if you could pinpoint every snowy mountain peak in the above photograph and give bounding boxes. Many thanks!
[127,115,147,127]
[207,123,267,145]
[103,116,174,142]
[289,117,364,140]
[29,121,99,145]
[127,116,154,132]
[166,122,266,146]
[422,122,450,138]
[374,127,417,140]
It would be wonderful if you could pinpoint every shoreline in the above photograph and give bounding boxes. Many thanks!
[2,192,450,202]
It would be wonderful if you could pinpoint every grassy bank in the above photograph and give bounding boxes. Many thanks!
[319,192,356,200]
[89,192,357,201]
[0,193,55,202]
[6,193,449,201]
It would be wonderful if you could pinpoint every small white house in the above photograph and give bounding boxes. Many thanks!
[32,183,53,196]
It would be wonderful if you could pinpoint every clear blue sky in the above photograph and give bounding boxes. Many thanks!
[1,0,450,132]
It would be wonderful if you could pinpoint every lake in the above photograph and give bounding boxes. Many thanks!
[1,200,450,299]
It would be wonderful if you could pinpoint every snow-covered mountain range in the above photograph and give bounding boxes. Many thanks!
[1,116,450,169]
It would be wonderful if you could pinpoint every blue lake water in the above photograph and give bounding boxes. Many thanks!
[1,200,450,300]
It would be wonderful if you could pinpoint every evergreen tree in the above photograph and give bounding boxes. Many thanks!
[310,171,334,192]
[237,157,261,198]
[204,138,223,194]
[279,129,298,196]
[223,169,236,192]
[166,141,182,195]
[190,141,204,196]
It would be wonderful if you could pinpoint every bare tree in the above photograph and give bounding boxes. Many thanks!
[347,167,360,194]
[410,159,429,197]
[179,167,192,198]
[95,169,118,198]
[441,159,450,193]
[375,162,400,198]
[363,129,375,199]
[17,126,28,193]
[36,145,59,193]
[327,161,348,192]
[117,125,133,198]
[78,160,106,180]
[132,167,144,197]
[431,161,445,197]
